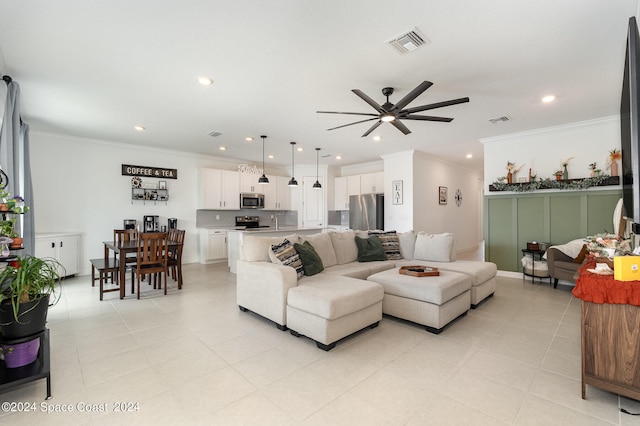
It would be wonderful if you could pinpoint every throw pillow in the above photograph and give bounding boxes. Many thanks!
[368,230,402,260]
[355,235,387,262]
[300,233,337,267]
[270,239,304,278]
[293,241,325,276]
[398,230,416,259]
[573,244,588,264]
[413,232,455,262]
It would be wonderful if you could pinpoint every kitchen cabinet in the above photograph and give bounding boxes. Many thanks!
[347,175,361,196]
[198,229,228,264]
[35,232,80,277]
[334,176,349,210]
[263,176,291,210]
[360,172,384,194]
[240,173,264,194]
[198,168,240,210]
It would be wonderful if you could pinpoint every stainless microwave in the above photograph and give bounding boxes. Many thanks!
[240,193,265,209]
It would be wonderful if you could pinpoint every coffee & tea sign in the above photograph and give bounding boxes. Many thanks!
[122,164,178,179]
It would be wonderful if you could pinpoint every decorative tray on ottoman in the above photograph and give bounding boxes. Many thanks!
[399,265,440,277]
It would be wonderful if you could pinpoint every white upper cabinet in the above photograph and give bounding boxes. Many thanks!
[198,168,240,209]
[360,172,384,194]
[240,173,264,194]
[264,175,291,210]
[347,175,361,196]
[334,176,349,210]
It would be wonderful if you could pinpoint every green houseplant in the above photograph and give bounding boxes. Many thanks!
[0,255,63,338]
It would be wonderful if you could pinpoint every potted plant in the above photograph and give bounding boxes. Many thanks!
[0,255,63,339]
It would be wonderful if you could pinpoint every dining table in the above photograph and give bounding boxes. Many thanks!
[103,239,181,299]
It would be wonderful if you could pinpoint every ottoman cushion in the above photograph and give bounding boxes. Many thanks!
[288,275,384,320]
[367,268,471,305]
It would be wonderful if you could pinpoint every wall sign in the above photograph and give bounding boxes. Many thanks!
[392,180,403,205]
[237,163,263,175]
[122,164,178,179]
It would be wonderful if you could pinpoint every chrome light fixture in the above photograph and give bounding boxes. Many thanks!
[313,147,322,189]
[258,135,269,184]
[288,141,298,187]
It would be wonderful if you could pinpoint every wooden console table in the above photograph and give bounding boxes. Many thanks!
[573,261,640,401]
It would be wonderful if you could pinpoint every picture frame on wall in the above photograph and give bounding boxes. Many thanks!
[159,181,167,190]
[439,186,447,205]
[392,180,403,205]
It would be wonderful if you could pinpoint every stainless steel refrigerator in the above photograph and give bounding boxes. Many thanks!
[349,194,384,230]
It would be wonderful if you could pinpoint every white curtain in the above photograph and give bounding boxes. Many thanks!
[0,79,34,255]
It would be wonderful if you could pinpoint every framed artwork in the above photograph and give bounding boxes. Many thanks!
[439,186,448,205]
[392,180,403,205]
[159,181,167,190]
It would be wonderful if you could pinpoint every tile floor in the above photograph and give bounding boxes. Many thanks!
[1,258,640,425]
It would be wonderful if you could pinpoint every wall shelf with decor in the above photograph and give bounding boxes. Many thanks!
[131,188,169,205]
[489,175,619,192]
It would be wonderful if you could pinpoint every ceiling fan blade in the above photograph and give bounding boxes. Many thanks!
[327,117,379,131]
[401,114,454,122]
[390,119,412,135]
[352,89,385,113]
[317,111,380,117]
[361,120,383,137]
[403,97,470,114]
[391,81,433,112]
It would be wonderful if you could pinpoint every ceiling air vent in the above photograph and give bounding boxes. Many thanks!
[387,28,429,54]
[208,130,223,137]
[488,116,510,124]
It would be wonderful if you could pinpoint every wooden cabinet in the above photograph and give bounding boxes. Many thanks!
[240,173,264,194]
[263,176,291,210]
[360,172,384,194]
[581,301,640,401]
[35,233,80,277]
[334,176,349,210]
[198,229,228,264]
[198,168,240,210]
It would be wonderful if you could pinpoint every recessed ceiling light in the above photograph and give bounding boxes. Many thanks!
[245,137,254,141]
[219,146,227,151]
[372,135,381,141]
[336,155,342,160]
[466,153,473,158]
[198,77,213,86]
[268,155,274,159]
[134,125,145,131]
[297,147,303,152]
[542,94,556,103]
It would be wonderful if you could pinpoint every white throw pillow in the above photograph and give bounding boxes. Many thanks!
[398,230,416,259]
[329,230,358,265]
[300,233,337,267]
[413,232,456,262]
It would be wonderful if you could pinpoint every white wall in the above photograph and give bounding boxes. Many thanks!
[382,150,483,252]
[29,131,287,275]
[481,116,621,194]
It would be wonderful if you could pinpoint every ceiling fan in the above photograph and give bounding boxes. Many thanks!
[317,81,469,137]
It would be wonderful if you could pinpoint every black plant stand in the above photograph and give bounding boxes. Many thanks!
[0,329,51,400]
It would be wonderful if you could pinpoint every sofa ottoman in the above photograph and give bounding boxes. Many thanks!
[286,275,384,350]
[367,267,471,333]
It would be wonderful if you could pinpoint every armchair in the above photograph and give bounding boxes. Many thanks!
[546,246,585,288]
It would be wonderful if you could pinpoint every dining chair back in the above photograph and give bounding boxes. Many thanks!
[114,228,139,267]
[130,232,169,299]
[168,229,186,289]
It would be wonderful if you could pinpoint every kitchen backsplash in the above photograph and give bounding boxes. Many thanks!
[196,209,298,228]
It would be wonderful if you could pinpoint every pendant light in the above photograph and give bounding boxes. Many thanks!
[258,135,269,184]
[313,147,322,189]
[288,141,298,187]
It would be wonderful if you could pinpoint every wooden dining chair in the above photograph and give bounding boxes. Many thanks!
[167,229,185,289]
[130,232,169,299]
[114,229,139,273]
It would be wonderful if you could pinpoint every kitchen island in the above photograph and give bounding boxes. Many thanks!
[227,227,323,273]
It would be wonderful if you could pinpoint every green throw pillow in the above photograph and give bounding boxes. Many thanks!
[355,235,387,262]
[293,241,324,276]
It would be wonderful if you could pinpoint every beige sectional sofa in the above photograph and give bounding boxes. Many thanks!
[236,230,496,350]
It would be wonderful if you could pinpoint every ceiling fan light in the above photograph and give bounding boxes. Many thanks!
[258,174,269,184]
[381,114,395,122]
[288,177,298,187]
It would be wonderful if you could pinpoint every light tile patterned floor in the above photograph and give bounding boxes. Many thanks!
[1,257,640,425]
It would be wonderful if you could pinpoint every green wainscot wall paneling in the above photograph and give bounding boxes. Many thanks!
[484,189,622,273]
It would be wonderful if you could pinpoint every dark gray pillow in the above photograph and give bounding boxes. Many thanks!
[355,235,387,262]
